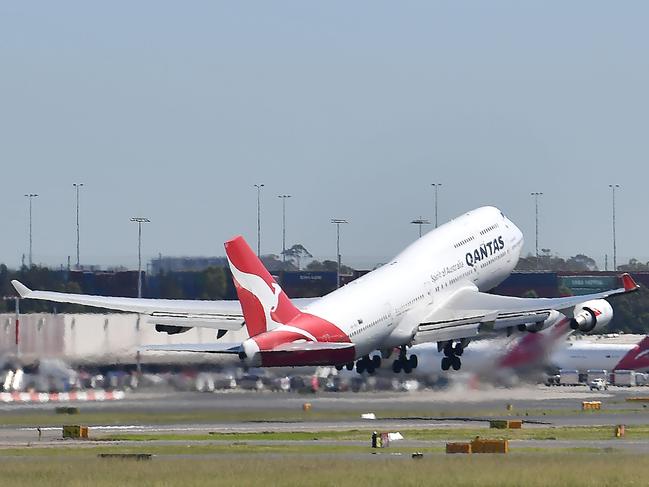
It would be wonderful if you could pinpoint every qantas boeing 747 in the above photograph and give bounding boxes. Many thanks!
[11,206,639,374]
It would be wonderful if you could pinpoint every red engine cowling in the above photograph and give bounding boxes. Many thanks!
[570,299,613,333]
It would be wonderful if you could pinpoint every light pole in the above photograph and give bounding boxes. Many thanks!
[254,184,264,257]
[130,217,150,298]
[331,219,348,289]
[609,184,620,270]
[410,218,430,238]
[73,183,83,269]
[531,192,543,269]
[24,193,38,267]
[431,183,442,228]
[278,195,291,264]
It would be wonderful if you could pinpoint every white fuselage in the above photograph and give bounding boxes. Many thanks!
[550,342,636,372]
[303,206,525,359]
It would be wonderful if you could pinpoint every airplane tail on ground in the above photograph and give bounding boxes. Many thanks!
[224,235,301,338]
[615,335,649,371]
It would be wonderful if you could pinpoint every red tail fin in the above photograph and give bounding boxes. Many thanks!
[621,273,639,292]
[224,236,300,337]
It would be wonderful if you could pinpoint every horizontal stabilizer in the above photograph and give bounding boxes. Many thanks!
[270,342,355,353]
[139,343,242,354]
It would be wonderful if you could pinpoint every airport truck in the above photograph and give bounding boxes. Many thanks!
[613,370,636,387]
[559,369,580,386]
[587,369,608,383]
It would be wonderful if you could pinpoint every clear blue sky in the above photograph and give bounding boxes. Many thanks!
[1,2,647,269]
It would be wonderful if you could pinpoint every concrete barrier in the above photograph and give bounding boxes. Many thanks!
[489,420,522,429]
[62,425,88,439]
[471,438,509,454]
[446,442,472,454]
[582,401,601,411]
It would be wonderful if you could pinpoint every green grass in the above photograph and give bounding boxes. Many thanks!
[0,453,647,486]
[3,403,648,427]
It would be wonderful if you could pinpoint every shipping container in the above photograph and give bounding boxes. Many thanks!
[614,370,636,387]
[559,369,580,385]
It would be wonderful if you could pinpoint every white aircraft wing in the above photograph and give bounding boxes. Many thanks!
[11,280,316,331]
[414,273,639,344]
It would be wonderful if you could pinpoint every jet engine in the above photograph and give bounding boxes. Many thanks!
[570,299,613,333]
[523,310,563,333]
[155,325,191,335]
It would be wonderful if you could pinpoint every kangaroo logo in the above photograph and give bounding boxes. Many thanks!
[228,258,284,331]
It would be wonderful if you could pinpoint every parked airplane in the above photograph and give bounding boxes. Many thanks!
[412,317,649,381]
[11,206,639,374]
[550,336,649,373]
[411,310,573,379]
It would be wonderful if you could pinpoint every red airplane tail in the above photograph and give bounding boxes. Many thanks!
[224,236,300,337]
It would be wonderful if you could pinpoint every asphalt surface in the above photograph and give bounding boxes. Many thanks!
[2,385,649,454]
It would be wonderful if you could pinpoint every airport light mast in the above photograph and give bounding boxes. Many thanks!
[531,192,543,269]
[24,193,38,267]
[410,218,430,238]
[609,184,620,270]
[431,183,442,228]
[130,217,150,298]
[278,194,291,265]
[73,183,83,269]
[331,219,348,289]
[254,184,264,257]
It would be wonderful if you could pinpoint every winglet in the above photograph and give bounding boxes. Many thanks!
[621,273,639,292]
[11,280,32,298]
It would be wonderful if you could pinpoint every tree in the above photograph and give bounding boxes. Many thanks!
[306,259,354,274]
[516,253,599,272]
[619,258,649,271]
[566,254,598,271]
[282,244,313,270]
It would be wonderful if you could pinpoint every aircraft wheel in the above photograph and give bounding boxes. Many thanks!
[367,365,376,375]
[356,360,365,374]
[346,362,354,371]
[403,362,413,374]
[372,355,381,368]
[441,357,451,371]
[335,364,343,371]
[451,356,461,371]
[443,343,454,357]
[453,344,464,357]
[409,354,418,369]
[392,360,402,373]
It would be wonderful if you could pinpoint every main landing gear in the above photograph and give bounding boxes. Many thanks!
[350,355,381,374]
[391,346,418,374]
[440,341,464,371]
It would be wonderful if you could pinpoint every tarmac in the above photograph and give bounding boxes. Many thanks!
[2,385,649,454]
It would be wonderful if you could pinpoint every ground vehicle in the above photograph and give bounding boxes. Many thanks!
[559,369,580,386]
[589,378,608,391]
[613,370,636,387]
[586,369,608,384]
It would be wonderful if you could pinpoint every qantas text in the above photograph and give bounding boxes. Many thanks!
[465,236,505,267]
